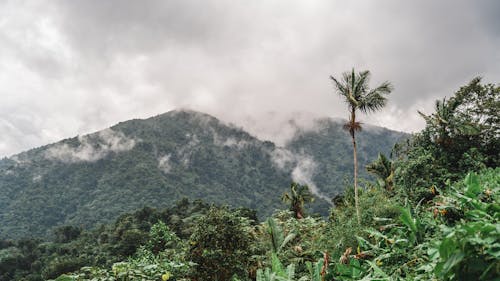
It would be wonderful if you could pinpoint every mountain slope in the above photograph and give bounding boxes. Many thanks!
[285,119,405,199]
[0,110,406,238]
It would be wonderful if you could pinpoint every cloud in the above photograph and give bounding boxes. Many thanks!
[32,174,42,183]
[176,133,200,167]
[158,154,172,174]
[271,147,331,202]
[213,135,252,150]
[44,129,137,163]
[270,148,297,171]
[0,0,498,157]
[291,156,331,202]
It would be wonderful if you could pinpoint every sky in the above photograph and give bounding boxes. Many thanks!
[0,0,499,157]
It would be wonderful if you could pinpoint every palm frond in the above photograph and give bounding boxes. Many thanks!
[350,69,356,94]
[353,70,370,99]
[366,153,391,178]
[418,110,431,122]
[281,193,291,203]
[359,86,390,113]
[330,76,348,97]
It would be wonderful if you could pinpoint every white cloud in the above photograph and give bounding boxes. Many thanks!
[0,0,498,157]
[212,132,253,149]
[271,147,331,202]
[158,154,172,174]
[44,129,137,163]
[176,133,200,167]
[32,174,42,183]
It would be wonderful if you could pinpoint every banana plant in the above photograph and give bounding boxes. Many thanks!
[398,205,423,244]
[305,258,325,281]
[267,217,296,254]
[256,253,308,281]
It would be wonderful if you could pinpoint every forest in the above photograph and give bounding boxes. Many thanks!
[0,76,498,281]
[0,105,404,239]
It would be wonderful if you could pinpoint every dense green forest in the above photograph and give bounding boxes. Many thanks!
[0,110,404,239]
[0,77,498,280]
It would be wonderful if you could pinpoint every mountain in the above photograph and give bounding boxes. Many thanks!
[0,110,406,238]
[285,119,405,199]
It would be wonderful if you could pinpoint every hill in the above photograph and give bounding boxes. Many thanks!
[0,110,406,238]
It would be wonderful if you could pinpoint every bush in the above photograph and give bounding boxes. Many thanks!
[53,226,82,243]
[145,221,182,255]
[339,169,500,280]
[188,206,253,281]
[326,186,399,256]
[114,229,146,257]
[42,257,85,280]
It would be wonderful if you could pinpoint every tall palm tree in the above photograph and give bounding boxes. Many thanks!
[281,182,314,219]
[330,69,393,224]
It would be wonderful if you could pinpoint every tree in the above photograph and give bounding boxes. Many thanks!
[281,182,314,219]
[395,77,499,201]
[188,206,252,281]
[366,153,394,191]
[53,225,82,243]
[417,77,499,170]
[330,69,393,223]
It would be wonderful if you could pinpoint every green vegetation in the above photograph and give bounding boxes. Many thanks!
[188,206,253,280]
[282,183,315,219]
[0,110,403,239]
[0,77,498,280]
[395,77,499,202]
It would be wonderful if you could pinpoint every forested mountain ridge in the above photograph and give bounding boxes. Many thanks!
[0,109,406,238]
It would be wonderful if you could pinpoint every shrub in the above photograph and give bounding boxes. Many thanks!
[326,186,398,256]
[188,206,253,281]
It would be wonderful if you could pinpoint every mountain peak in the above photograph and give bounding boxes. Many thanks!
[0,109,406,238]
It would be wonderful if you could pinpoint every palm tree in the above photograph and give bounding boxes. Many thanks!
[366,153,394,191]
[330,69,393,224]
[281,182,314,219]
[418,98,453,146]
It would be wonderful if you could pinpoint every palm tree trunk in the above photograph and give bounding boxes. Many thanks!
[350,109,361,224]
[352,133,360,224]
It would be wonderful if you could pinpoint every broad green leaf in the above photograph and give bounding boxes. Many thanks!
[439,238,457,259]
[398,206,417,233]
[271,253,284,276]
[464,172,481,197]
[439,252,465,277]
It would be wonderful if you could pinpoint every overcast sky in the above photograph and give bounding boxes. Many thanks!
[0,0,498,157]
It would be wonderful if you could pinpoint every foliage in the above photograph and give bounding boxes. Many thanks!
[52,258,190,281]
[395,77,499,202]
[337,169,499,280]
[1,78,497,281]
[265,217,297,254]
[326,186,399,257]
[433,170,499,280]
[366,153,394,191]
[53,226,82,244]
[144,221,183,255]
[0,199,212,281]
[256,253,304,281]
[0,110,403,239]
[282,183,315,219]
[252,210,328,281]
[76,223,193,281]
[188,206,254,281]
